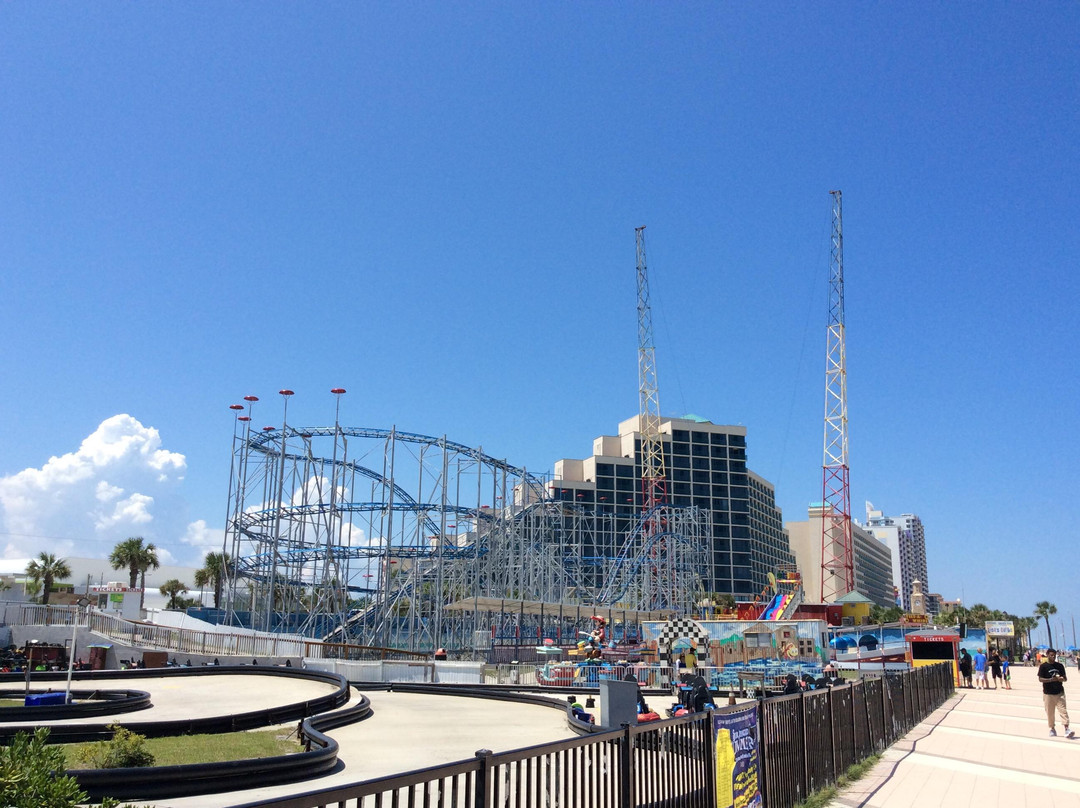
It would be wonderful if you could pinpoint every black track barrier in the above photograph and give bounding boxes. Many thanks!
[0,688,151,721]
[0,666,351,744]
[74,694,374,802]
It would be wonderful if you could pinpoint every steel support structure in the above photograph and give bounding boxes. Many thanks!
[634,226,674,610]
[220,393,708,651]
[820,190,855,602]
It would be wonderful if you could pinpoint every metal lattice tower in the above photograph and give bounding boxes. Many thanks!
[820,190,855,602]
[634,226,676,609]
[636,226,668,512]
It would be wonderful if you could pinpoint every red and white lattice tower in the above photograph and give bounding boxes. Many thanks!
[820,190,855,602]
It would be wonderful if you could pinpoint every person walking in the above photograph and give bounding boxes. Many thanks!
[1002,652,1012,690]
[989,649,1002,690]
[1037,648,1073,738]
[973,647,988,690]
[959,648,973,688]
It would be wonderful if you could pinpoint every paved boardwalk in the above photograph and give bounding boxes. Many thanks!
[831,666,1080,808]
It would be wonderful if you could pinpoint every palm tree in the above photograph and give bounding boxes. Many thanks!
[1020,616,1038,650]
[967,603,992,628]
[1035,601,1058,648]
[159,579,189,610]
[109,536,160,609]
[195,552,231,610]
[25,553,72,606]
[193,567,210,606]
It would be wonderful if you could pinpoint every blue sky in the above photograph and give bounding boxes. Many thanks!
[1,5,1076,645]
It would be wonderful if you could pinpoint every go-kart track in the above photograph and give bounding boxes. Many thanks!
[0,667,578,808]
[167,688,576,808]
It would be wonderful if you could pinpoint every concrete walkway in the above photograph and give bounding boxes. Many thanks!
[830,667,1080,807]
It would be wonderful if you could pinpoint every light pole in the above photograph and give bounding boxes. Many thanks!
[64,596,91,704]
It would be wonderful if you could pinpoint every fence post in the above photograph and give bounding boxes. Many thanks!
[852,680,858,759]
[620,723,633,808]
[828,684,837,781]
[760,695,768,803]
[801,692,810,799]
[474,748,492,808]
[882,675,889,747]
[704,711,717,808]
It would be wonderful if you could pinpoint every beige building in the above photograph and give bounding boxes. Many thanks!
[786,505,895,608]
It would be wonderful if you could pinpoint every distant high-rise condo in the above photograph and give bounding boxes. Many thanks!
[863,503,928,612]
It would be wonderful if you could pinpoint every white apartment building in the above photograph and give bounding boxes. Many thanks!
[863,503,928,612]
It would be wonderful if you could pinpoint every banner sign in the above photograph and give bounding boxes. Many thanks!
[901,613,929,626]
[985,621,1015,637]
[714,706,761,808]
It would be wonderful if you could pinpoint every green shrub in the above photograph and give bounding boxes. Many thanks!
[74,724,155,769]
[0,727,88,808]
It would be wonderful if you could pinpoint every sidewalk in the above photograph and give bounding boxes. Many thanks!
[830,666,1080,807]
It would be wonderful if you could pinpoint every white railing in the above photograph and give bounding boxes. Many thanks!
[2,602,81,628]
[87,611,308,659]
[2,603,307,659]
[1,602,433,662]
[525,662,676,689]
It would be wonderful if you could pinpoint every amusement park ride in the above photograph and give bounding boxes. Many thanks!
[218,227,710,653]
[217,202,847,654]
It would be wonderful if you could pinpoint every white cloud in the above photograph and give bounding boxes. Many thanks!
[180,519,227,556]
[0,414,204,564]
[95,481,124,502]
[94,492,155,530]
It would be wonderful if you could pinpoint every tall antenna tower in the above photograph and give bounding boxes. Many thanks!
[635,226,673,608]
[636,226,667,514]
[820,190,855,602]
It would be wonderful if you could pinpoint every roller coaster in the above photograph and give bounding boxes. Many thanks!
[221,400,708,652]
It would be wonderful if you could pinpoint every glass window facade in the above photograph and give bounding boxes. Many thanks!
[551,417,795,603]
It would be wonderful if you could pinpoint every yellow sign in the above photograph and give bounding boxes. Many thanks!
[715,728,734,808]
[901,613,929,625]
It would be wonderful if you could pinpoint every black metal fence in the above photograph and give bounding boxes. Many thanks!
[759,663,954,808]
[232,663,953,808]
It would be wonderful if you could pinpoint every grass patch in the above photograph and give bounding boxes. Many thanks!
[793,753,881,808]
[57,728,303,768]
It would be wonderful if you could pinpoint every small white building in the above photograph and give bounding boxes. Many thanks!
[90,583,143,620]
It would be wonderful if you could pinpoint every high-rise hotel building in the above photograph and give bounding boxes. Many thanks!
[785,506,896,609]
[547,415,795,601]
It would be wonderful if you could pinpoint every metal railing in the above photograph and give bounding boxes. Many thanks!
[2,603,426,662]
[490,662,676,689]
[758,662,954,808]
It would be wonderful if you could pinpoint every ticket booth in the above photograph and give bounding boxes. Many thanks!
[905,630,960,685]
[90,584,143,620]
